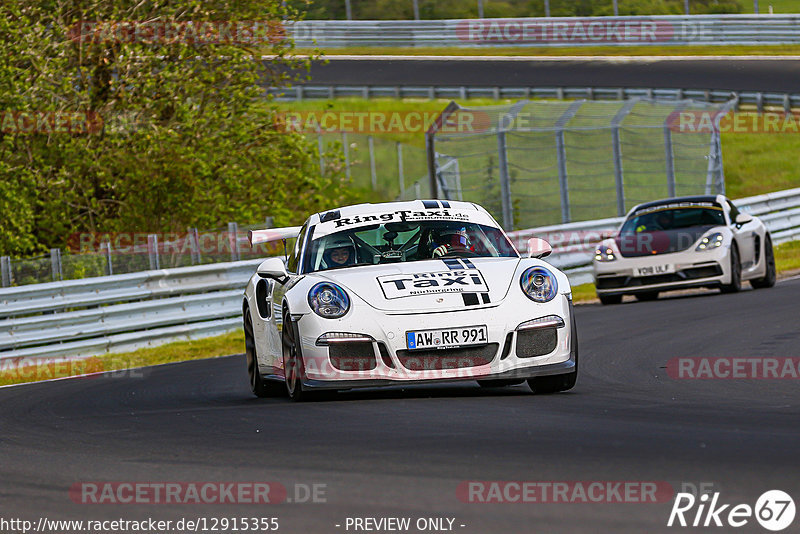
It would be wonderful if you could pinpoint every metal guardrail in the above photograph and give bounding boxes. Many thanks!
[272,85,800,113]
[2,187,798,362]
[288,16,800,48]
[509,187,800,284]
[0,260,262,361]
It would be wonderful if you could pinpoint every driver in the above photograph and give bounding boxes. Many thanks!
[323,236,356,268]
[654,211,674,230]
[430,226,472,258]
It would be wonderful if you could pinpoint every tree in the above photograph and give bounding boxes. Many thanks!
[1,1,354,257]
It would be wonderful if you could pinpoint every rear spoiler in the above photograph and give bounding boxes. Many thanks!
[248,226,302,247]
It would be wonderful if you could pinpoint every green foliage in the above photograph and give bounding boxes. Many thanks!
[0,1,361,258]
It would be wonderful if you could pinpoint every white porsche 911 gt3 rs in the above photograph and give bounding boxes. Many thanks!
[242,200,578,401]
[593,195,776,305]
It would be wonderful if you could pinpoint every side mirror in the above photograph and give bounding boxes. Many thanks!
[256,257,288,280]
[735,213,753,225]
[527,237,552,259]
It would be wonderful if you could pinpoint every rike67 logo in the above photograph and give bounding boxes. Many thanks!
[668,490,795,531]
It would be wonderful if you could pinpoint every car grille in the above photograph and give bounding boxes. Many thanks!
[596,263,723,290]
[395,344,499,371]
[516,328,558,358]
[328,341,378,371]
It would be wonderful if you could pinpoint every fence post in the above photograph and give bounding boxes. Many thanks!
[50,248,62,281]
[342,132,350,180]
[345,0,352,20]
[414,181,421,199]
[477,0,484,18]
[611,100,638,217]
[496,131,513,231]
[228,222,240,262]
[101,241,113,276]
[147,234,160,270]
[544,0,550,17]
[188,228,201,265]
[317,127,325,177]
[664,125,677,198]
[397,142,405,195]
[1,256,11,287]
[554,101,584,224]
[413,0,420,20]
[368,136,377,190]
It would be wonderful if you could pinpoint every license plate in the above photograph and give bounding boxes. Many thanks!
[406,325,488,350]
[635,264,675,276]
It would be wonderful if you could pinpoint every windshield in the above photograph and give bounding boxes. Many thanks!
[620,205,725,235]
[302,220,518,273]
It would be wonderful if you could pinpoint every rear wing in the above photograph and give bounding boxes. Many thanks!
[248,226,302,247]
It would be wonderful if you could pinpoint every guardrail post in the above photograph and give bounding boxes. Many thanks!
[228,222,240,262]
[50,248,62,281]
[1,256,11,287]
[368,136,377,190]
[147,234,160,270]
[414,181,421,199]
[101,241,113,276]
[397,142,405,195]
[413,0,420,20]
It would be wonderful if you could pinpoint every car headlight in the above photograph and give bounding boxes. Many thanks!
[520,266,558,303]
[308,283,350,319]
[696,232,723,252]
[594,246,617,262]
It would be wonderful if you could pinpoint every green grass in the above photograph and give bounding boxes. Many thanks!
[745,0,798,13]
[306,44,800,57]
[0,330,244,387]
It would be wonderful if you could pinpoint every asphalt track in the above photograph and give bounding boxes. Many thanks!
[301,56,800,93]
[2,278,800,533]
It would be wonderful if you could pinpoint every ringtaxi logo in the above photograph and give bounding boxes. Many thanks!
[668,490,796,531]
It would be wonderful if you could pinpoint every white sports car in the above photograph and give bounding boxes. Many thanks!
[242,200,578,401]
[593,195,776,305]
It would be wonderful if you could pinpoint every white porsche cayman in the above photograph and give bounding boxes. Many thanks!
[593,195,776,305]
[242,200,578,401]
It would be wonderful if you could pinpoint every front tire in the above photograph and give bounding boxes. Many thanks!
[751,236,776,289]
[244,309,285,398]
[282,309,311,402]
[720,245,742,294]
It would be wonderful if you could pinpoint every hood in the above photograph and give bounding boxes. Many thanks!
[615,226,716,258]
[314,257,521,312]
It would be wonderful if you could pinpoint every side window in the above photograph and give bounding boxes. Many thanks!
[286,223,308,274]
[727,200,740,224]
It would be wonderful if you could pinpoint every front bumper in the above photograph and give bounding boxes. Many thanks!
[593,248,729,296]
[294,293,576,390]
